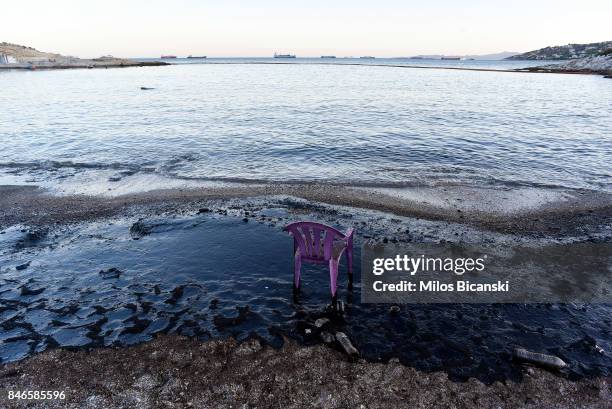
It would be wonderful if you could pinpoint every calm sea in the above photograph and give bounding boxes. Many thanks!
[1,59,611,194]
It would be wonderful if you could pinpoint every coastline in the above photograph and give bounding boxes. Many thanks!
[0,335,608,408]
[519,65,612,76]
[1,59,610,77]
[2,183,610,237]
[0,61,169,70]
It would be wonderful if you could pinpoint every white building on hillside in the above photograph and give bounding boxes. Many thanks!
[0,54,18,64]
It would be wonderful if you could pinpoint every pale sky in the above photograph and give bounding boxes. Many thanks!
[2,0,611,58]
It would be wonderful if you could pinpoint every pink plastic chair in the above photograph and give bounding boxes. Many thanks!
[283,221,354,298]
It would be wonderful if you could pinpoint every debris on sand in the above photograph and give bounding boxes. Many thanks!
[0,335,607,409]
[513,347,567,370]
[335,332,359,357]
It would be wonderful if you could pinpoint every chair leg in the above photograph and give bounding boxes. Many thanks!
[294,254,301,290]
[346,247,353,285]
[329,259,338,298]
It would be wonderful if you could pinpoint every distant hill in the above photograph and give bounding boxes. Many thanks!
[0,41,167,69]
[464,51,520,60]
[506,41,612,60]
[408,51,519,60]
[0,42,65,62]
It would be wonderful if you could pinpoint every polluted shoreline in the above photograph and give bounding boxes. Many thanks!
[1,182,611,235]
[0,335,609,409]
[1,184,611,406]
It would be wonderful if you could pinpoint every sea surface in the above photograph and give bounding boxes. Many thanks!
[0,58,611,195]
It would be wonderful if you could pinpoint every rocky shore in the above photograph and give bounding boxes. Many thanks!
[519,53,612,77]
[0,42,168,70]
[0,335,609,409]
[0,59,169,70]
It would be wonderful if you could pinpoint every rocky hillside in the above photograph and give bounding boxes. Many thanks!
[522,53,612,76]
[0,42,67,62]
[1,42,167,69]
[506,41,612,60]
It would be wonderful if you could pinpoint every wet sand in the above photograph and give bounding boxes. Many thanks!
[0,335,609,409]
[1,184,611,238]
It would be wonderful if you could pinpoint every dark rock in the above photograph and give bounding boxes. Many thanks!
[320,331,334,344]
[125,303,138,312]
[19,286,45,296]
[165,285,185,304]
[129,220,152,238]
[198,208,210,213]
[25,229,47,242]
[213,306,250,330]
[121,317,152,335]
[99,267,122,279]
[15,229,48,249]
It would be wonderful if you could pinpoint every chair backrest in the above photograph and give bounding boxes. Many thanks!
[283,221,346,262]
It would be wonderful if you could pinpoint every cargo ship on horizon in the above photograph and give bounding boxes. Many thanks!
[274,52,296,58]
